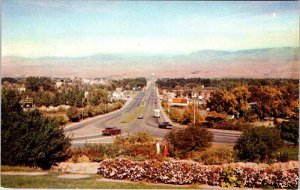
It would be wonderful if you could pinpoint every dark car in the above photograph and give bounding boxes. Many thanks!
[102,127,121,135]
[158,122,173,129]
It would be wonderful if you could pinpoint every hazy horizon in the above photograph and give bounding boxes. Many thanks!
[3,46,299,59]
[3,1,299,58]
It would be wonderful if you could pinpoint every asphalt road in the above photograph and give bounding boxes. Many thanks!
[64,81,241,146]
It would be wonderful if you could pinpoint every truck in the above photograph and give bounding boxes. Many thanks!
[153,109,160,118]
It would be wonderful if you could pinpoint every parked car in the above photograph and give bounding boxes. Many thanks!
[138,114,144,119]
[158,122,173,129]
[102,127,121,135]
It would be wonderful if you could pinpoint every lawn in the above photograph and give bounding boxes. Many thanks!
[279,146,299,161]
[1,165,199,189]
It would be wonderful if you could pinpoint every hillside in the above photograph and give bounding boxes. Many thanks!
[2,47,299,78]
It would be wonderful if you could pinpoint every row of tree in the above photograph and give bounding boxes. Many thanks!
[208,84,299,119]
[4,76,147,108]
[156,78,298,91]
[157,78,298,119]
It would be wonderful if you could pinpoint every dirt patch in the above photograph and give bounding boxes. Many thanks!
[57,174,91,179]
[1,171,48,176]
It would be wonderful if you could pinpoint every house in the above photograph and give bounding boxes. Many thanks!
[56,81,63,88]
[17,85,26,92]
[200,87,219,100]
[112,91,124,100]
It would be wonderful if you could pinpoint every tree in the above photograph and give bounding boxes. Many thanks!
[87,88,108,106]
[181,104,204,125]
[1,90,71,169]
[208,90,238,115]
[231,85,251,116]
[249,86,283,118]
[25,76,54,92]
[207,90,227,113]
[234,127,283,163]
[276,120,299,146]
[168,107,183,123]
[165,125,213,158]
[67,106,81,122]
[1,89,23,132]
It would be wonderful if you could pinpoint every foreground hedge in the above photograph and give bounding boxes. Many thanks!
[98,158,298,188]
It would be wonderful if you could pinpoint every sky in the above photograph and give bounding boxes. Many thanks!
[2,0,299,58]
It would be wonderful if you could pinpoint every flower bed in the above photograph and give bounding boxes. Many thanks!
[98,158,298,188]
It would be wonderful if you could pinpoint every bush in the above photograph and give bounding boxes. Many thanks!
[192,146,234,165]
[115,131,154,145]
[76,155,90,163]
[168,107,183,123]
[276,120,299,146]
[114,132,162,160]
[67,106,81,122]
[234,127,283,163]
[52,115,68,125]
[165,125,213,158]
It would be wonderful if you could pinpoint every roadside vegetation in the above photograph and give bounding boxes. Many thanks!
[2,77,146,124]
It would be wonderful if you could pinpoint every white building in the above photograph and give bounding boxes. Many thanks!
[56,81,63,88]
[112,91,124,100]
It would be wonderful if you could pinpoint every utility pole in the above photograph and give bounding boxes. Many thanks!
[82,98,84,120]
[193,96,196,126]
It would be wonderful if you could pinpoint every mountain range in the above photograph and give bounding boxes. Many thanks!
[2,47,299,78]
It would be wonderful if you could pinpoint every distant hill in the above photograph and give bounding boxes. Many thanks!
[2,47,299,78]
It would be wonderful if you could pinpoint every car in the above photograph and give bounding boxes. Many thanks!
[158,122,173,129]
[138,114,144,119]
[102,127,121,135]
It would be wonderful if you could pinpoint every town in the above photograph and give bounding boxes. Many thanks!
[2,76,299,188]
[2,0,299,189]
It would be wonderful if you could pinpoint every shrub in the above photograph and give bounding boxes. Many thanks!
[220,165,244,188]
[76,155,90,163]
[168,107,183,123]
[67,106,81,122]
[234,127,283,163]
[165,125,213,158]
[192,146,234,165]
[52,115,68,125]
[115,131,154,145]
[276,120,299,146]
[114,132,162,160]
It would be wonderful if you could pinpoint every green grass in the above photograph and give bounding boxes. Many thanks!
[279,146,299,160]
[121,105,144,124]
[1,171,198,189]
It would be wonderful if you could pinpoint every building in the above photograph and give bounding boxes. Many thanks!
[200,87,219,100]
[112,91,124,100]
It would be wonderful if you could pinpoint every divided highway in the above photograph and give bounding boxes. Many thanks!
[64,81,241,146]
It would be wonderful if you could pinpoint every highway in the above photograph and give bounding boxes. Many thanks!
[64,80,240,146]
